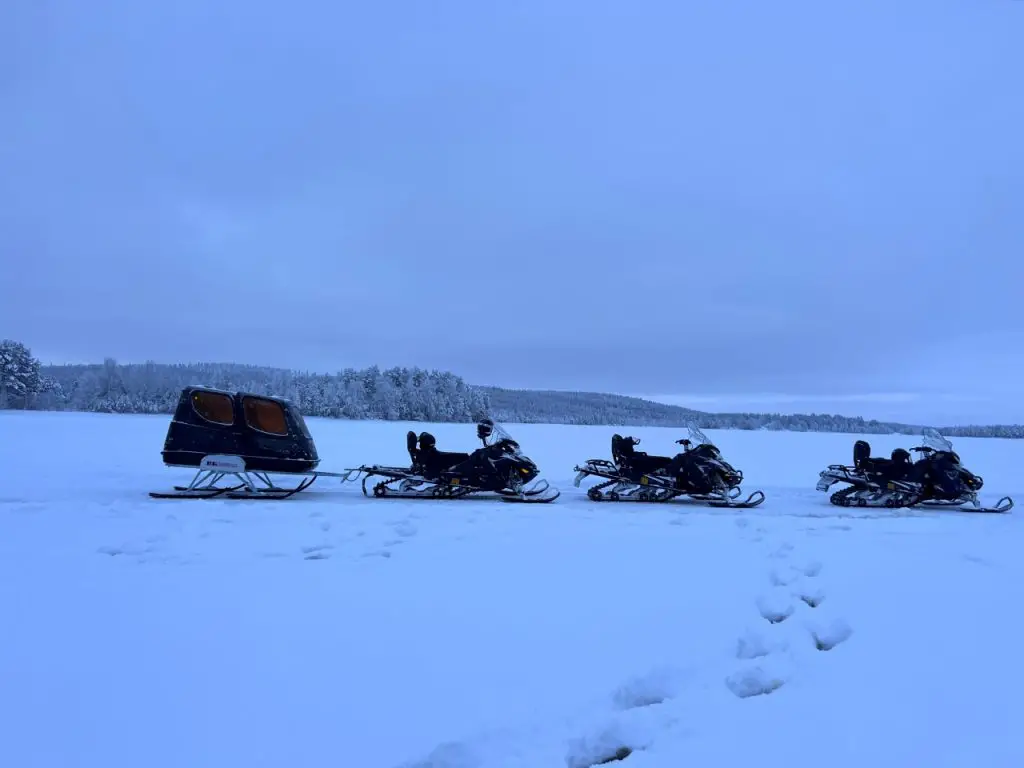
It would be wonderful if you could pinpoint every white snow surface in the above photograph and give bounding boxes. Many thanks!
[2,412,1024,768]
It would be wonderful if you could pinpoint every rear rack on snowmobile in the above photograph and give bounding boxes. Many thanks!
[815,464,863,492]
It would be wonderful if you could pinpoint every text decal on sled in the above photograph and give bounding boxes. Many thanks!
[200,455,247,473]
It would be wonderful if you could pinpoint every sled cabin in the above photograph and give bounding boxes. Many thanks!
[160,386,320,474]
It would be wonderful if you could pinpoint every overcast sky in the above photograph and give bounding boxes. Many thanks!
[3,0,1022,424]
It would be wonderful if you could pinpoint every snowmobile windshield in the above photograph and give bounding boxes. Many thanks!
[686,425,715,448]
[484,422,525,454]
[921,427,954,454]
[680,425,720,458]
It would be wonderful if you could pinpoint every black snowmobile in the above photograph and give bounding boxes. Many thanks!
[815,427,1013,513]
[343,419,560,503]
[573,426,765,508]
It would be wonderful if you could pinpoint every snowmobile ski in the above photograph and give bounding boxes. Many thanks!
[917,495,1013,514]
[149,455,328,500]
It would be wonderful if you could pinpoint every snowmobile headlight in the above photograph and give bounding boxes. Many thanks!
[520,467,531,474]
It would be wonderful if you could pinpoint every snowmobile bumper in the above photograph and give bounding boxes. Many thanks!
[816,464,860,492]
[816,474,837,492]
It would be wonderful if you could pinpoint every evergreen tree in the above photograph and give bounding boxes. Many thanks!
[0,339,43,409]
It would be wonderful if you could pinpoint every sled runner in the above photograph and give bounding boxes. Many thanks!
[573,426,766,508]
[815,428,1013,514]
[342,419,560,503]
[149,386,348,500]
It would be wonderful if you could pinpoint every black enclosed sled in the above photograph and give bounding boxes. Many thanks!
[573,426,765,508]
[150,386,348,500]
[815,428,1013,514]
[342,419,560,503]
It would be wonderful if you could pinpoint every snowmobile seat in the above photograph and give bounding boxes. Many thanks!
[409,431,470,478]
[854,439,890,472]
[427,449,471,470]
[853,439,912,479]
[852,440,872,468]
[611,434,673,475]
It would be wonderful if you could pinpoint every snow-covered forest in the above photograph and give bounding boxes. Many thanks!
[33,359,490,423]
[2,339,1021,438]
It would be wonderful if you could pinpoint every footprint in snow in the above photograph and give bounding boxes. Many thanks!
[764,555,827,619]
[399,740,480,768]
[797,585,826,608]
[808,618,853,651]
[301,544,333,560]
[767,541,795,560]
[725,663,789,698]
[760,549,852,652]
[610,665,690,710]
[392,521,418,538]
[769,558,822,589]
[566,722,647,768]
[756,592,794,624]
[735,627,788,660]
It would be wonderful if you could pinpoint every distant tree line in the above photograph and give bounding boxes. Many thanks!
[478,386,1024,438]
[31,359,490,423]
[1,338,1021,438]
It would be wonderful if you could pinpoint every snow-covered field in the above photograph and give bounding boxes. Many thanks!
[2,412,1023,768]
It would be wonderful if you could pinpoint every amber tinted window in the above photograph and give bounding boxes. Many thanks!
[191,391,235,425]
[242,397,289,435]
